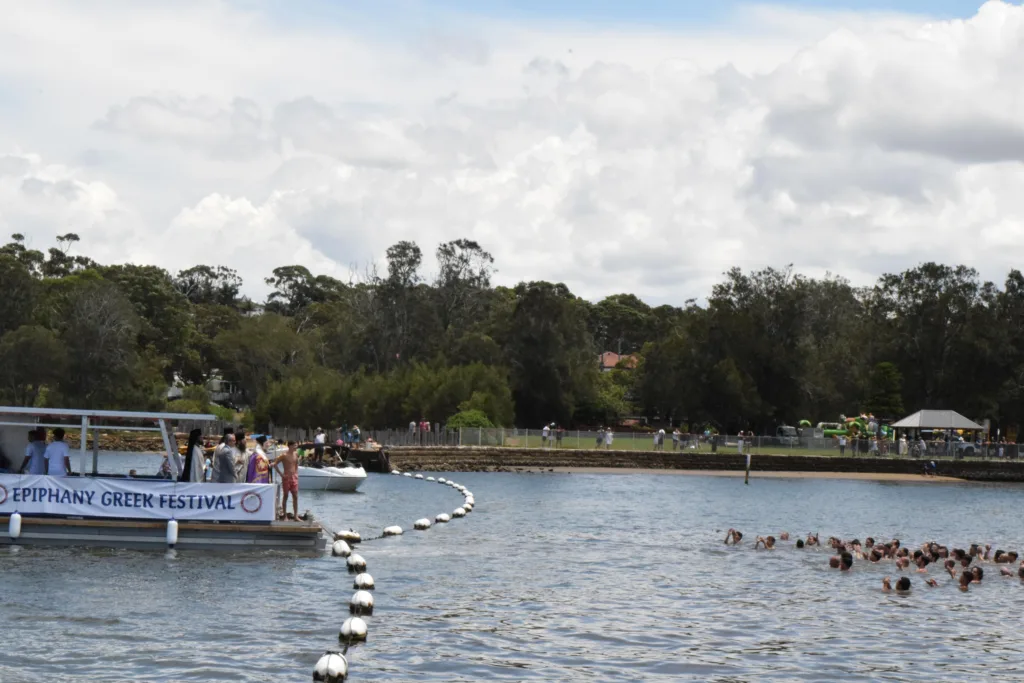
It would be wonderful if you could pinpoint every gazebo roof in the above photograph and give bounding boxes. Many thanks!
[890,410,984,431]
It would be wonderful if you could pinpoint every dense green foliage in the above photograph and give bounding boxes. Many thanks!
[3,234,1023,432]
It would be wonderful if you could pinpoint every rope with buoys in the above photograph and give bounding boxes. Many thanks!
[313,467,479,680]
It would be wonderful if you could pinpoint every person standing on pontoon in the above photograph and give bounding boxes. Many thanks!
[246,435,271,484]
[212,433,237,483]
[179,429,205,483]
[44,428,71,478]
[20,428,47,475]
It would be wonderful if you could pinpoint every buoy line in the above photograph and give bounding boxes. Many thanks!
[314,468,478,681]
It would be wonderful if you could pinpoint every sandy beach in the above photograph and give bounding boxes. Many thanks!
[515,467,966,483]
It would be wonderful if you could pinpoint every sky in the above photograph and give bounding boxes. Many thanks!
[1,0,1023,304]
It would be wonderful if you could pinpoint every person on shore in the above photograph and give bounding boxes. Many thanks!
[44,427,71,478]
[596,428,604,448]
[724,528,743,544]
[273,441,300,520]
[179,429,205,483]
[605,428,614,450]
[672,429,680,451]
[247,435,271,483]
[838,434,847,456]
[212,433,237,483]
[313,427,326,463]
[541,423,550,447]
[21,428,47,475]
[555,425,564,448]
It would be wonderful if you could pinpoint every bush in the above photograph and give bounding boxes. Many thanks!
[445,409,493,429]
[167,399,205,414]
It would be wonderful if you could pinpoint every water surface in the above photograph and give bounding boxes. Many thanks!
[3,465,1024,681]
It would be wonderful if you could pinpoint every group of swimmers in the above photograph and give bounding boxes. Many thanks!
[724,528,1023,592]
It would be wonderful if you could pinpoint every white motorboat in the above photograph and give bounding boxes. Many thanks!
[298,463,367,492]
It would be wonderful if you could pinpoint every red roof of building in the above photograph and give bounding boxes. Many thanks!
[599,351,638,370]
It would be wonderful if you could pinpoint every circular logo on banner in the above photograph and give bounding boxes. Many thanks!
[240,492,262,514]
[0,484,7,505]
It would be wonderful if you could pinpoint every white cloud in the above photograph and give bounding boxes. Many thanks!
[1,0,1024,303]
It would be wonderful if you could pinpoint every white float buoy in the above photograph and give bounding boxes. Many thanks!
[346,553,367,573]
[391,470,400,475]
[383,525,403,536]
[166,519,179,548]
[8,512,22,540]
[339,616,368,642]
[452,507,466,518]
[415,474,424,480]
[313,651,349,682]
[353,573,375,590]
[435,513,450,523]
[426,476,436,482]
[456,485,466,493]
[331,540,352,557]
[349,590,375,616]
[336,530,361,544]
[438,478,447,483]
[465,497,475,506]
[403,472,413,478]
[464,491,473,498]
[414,518,431,530]
[463,503,473,512]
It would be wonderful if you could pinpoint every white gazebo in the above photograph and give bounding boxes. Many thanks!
[890,410,984,432]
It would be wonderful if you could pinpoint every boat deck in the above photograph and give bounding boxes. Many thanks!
[0,515,326,552]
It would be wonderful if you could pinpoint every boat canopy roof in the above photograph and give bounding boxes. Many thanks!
[0,406,217,422]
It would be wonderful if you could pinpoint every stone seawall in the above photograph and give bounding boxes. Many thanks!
[387,447,1024,482]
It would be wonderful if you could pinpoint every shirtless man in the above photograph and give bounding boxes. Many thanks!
[755,535,776,549]
[724,529,743,545]
[273,441,300,520]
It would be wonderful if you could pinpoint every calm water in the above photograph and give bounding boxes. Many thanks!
[3,458,1024,681]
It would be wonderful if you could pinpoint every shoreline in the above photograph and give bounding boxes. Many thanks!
[514,467,966,483]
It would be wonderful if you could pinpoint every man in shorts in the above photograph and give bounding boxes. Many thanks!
[273,441,300,520]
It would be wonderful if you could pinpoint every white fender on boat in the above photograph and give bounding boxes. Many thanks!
[415,474,424,479]
[349,590,375,616]
[166,519,179,548]
[414,518,431,530]
[346,553,367,573]
[383,525,403,536]
[336,530,361,544]
[339,617,368,642]
[426,476,436,482]
[435,513,450,523]
[331,540,352,557]
[438,478,447,483]
[8,512,22,540]
[452,507,466,518]
[313,651,349,682]
[353,573,375,590]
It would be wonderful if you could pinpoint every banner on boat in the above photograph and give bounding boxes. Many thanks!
[0,474,275,522]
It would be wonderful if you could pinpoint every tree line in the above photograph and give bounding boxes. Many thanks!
[1,233,1021,434]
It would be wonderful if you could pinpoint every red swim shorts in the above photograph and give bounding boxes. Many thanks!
[283,473,299,494]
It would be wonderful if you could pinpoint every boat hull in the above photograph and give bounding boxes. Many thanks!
[297,466,366,492]
[0,515,326,552]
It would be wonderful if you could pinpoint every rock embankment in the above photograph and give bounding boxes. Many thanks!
[387,446,1024,482]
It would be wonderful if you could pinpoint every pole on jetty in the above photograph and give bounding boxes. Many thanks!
[744,452,751,485]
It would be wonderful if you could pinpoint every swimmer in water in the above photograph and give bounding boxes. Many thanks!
[724,529,743,545]
[755,535,776,550]
[779,532,790,541]
[806,533,820,547]
[896,557,910,571]
[796,539,805,549]
[959,571,972,592]
[925,578,939,587]
[840,552,853,571]
[829,556,841,569]
[971,566,984,583]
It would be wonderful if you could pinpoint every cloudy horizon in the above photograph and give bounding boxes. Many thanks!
[1,0,1022,304]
